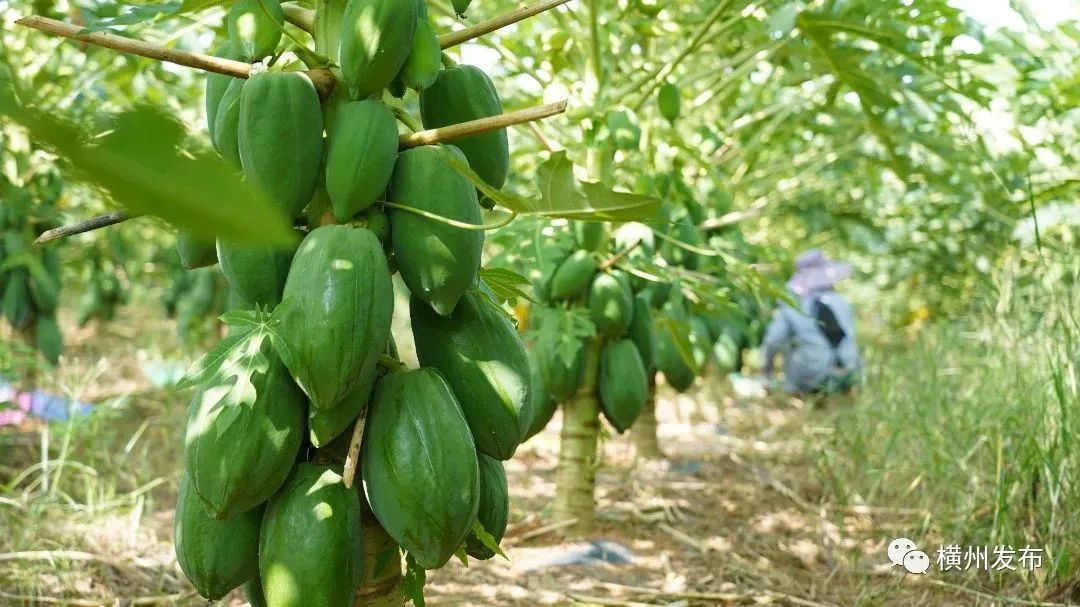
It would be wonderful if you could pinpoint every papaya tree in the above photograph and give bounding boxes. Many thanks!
[5,1,658,605]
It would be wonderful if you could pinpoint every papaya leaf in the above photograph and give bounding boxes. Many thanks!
[527,305,595,367]
[176,312,275,413]
[83,0,229,31]
[479,267,537,306]
[453,545,470,567]
[444,150,661,221]
[402,552,427,607]
[471,522,509,560]
[0,91,294,246]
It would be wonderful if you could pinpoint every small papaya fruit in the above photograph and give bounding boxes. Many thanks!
[411,289,532,460]
[658,82,680,123]
[588,272,634,338]
[655,319,695,392]
[627,294,657,372]
[388,145,483,316]
[420,65,509,192]
[325,100,399,222]
[548,250,597,301]
[35,314,62,366]
[260,464,363,607]
[598,339,649,432]
[363,369,479,570]
[174,474,261,600]
[205,41,242,133]
[523,356,557,440]
[227,0,284,60]
[339,0,417,98]
[277,226,393,410]
[307,363,375,448]
[217,230,301,307]
[238,71,324,218]
[400,20,441,91]
[211,78,244,166]
[465,454,508,560]
[177,231,218,270]
[573,221,606,252]
[535,339,585,402]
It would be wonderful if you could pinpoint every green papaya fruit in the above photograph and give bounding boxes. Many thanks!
[549,250,597,300]
[260,464,363,607]
[361,207,390,244]
[388,145,483,316]
[636,0,664,16]
[339,0,417,98]
[362,369,479,570]
[451,0,471,15]
[325,100,399,222]
[689,316,711,371]
[411,289,531,460]
[185,338,306,519]
[465,453,508,560]
[238,71,324,218]
[627,294,657,373]
[606,110,641,150]
[243,577,268,607]
[277,226,393,410]
[2,272,33,329]
[227,0,284,60]
[573,221,606,252]
[656,321,695,392]
[419,65,509,192]
[598,339,648,433]
[658,83,680,123]
[174,474,261,600]
[400,20,441,91]
[177,231,218,270]
[588,272,634,338]
[35,314,62,366]
[206,41,242,132]
[217,232,300,307]
[308,363,375,448]
[29,269,59,313]
[665,217,703,270]
[535,340,584,402]
[211,77,245,166]
[523,356,556,440]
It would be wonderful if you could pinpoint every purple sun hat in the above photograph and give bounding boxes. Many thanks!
[787,249,852,297]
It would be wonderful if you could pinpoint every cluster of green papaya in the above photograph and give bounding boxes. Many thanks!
[0,176,64,365]
[75,259,127,327]
[175,1,533,604]
[528,222,654,435]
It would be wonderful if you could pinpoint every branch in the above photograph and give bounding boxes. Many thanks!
[341,418,366,489]
[599,240,641,271]
[15,15,251,78]
[34,211,139,245]
[281,2,315,33]
[700,196,768,232]
[439,0,572,49]
[399,100,567,149]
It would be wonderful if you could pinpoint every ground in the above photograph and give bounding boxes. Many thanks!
[0,312,1065,606]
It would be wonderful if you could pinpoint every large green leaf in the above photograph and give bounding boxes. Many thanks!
[0,89,294,245]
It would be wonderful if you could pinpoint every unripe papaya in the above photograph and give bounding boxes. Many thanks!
[339,0,417,98]
[217,231,301,307]
[238,72,324,218]
[400,20,441,91]
[211,78,244,166]
[227,0,284,60]
[388,145,483,316]
[35,314,62,366]
[325,100,399,222]
[411,289,532,460]
[549,250,597,300]
[177,230,218,270]
[588,272,634,338]
[535,340,584,402]
[184,339,305,519]
[523,357,556,440]
[573,221,606,252]
[465,454,508,560]
[174,474,261,600]
[243,577,268,607]
[260,464,363,607]
[205,41,242,133]
[451,0,471,15]
[277,226,393,410]
[658,83,680,123]
[420,65,509,192]
[362,369,479,570]
[29,270,59,314]
[689,315,712,371]
[627,294,657,372]
[0,274,30,329]
[656,321,695,392]
[307,362,375,448]
[598,339,648,432]
[361,207,390,244]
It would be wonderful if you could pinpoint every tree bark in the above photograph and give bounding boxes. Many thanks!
[631,381,663,461]
[552,341,601,537]
[354,503,403,607]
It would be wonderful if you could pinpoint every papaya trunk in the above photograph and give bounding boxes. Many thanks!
[631,381,663,460]
[552,341,601,537]
[355,503,403,607]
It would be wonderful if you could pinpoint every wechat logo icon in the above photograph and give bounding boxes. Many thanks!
[888,537,930,575]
